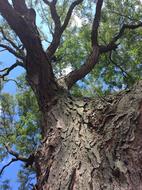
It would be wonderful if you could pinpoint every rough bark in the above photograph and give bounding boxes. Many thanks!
[33,81,142,190]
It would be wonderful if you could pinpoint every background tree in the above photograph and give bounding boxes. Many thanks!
[0,0,142,189]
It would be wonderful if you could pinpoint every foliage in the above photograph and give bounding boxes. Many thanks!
[17,166,36,190]
[0,75,40,188]
[0,179,12,190]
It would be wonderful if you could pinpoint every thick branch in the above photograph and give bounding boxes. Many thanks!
[12,0,28,14]
[65,46,100,89]
[100,43,119,53]
[100,22,142,53]
[62,1,104,89]
[91,0,104,47]
[0,0,55,84]
[0,0,42,52]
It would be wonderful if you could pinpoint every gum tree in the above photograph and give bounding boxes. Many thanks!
[0,0,142,189]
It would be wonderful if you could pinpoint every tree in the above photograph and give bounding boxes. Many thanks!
[0,0,142,189]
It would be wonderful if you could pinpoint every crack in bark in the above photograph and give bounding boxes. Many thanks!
[68,168,76,190]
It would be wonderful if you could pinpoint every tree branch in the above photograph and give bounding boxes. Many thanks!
[0,27,21,51]
[0,0,42,52]
[112,22,142,43]
[45,0,83,58]
[0,158,18,176]
[109,10,140,22]
[43,0,61,30]
[91,0,104,47]
[3,78,21,87]
[12,0,28,14]
[109,51,133,80]
[61,0,83,32]
[5,144,30,162]
[100,22,142,53]
[61,0,104,89]
[0,0,57,100]
[0,43,25,60]
[0,61,25,79]
[65,46,100,89]
[0,144,35,175]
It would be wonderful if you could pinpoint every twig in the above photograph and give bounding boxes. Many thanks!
[100,21,142,53]
[0,143,35,175]
[109,51,133,80]
[109,10,140,22]
[0,43,25,60]
[0,61,25,80]
[0,27,20,51]
[3,78,21,87]
[0,158,18,175]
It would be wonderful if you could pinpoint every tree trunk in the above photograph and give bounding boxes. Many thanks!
[33,81,142,190]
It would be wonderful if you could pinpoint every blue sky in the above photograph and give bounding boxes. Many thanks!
[0,51,25,189]
[0,51,25,94]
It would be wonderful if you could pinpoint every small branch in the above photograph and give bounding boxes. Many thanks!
[3,78,21,87]
[0,61,25,79]
[109,51,133,80]
[100,43,119,53]
[39,1,54,36]
[112,22,142,43]
[0,158,18,175]
[43,0,61,30]
[91,0,104,47]
[0,48,6,52]
[0,144,35,175]
[42,0,83,59]
[0,27,20,51]
[5,144,29,162]
[101,22,142,53]
[61,0,83,32]
[0,43,25,60]
[109,10,140,22]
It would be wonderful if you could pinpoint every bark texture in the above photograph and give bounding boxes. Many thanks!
[33,81,142,190]
[0,1,142,190]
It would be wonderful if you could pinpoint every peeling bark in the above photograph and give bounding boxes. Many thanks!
[33,81,142,190]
